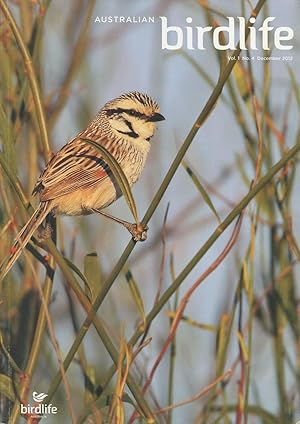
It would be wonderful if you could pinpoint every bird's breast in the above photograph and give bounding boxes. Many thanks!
[105,136,149,185]
[121,145,148,185]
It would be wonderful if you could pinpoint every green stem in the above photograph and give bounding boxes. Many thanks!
[210,404,279,424]
[167,285,179,424]
[135,141,300,343]
[48,0,95,130]
[100,139,300,399]
[43,240,156,422]
[0,5,54,420]
[0,0,50,161]
[9,269,55,424]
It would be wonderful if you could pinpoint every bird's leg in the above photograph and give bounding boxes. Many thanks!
[91,208,148,242]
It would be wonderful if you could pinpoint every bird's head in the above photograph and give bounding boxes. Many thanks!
[103,92,165,142]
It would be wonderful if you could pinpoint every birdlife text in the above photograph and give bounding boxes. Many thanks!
[160,17,294,51]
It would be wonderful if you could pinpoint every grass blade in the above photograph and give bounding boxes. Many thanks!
[82,138,139,225]
[182,159,221,223]
[125,267,146,328]
[84,252,102,302]
[0,374,15,402]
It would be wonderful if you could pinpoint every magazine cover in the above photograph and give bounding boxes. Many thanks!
[0,0,299,423]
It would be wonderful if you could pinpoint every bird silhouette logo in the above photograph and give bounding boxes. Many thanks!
[32,392,48,403]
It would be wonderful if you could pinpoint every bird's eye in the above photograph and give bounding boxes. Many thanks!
[127,109,139,117]
[106,109,118,116]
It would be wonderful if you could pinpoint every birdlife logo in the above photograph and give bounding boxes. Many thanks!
[32,391,48,402]
[20,391,58,418]
[159,16,294,51]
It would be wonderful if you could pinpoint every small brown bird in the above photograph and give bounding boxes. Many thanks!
[0,91,165,280]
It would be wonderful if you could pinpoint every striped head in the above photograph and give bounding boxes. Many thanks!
[103,92,165,142]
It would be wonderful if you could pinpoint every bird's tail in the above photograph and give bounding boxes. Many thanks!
[0,202,52,281]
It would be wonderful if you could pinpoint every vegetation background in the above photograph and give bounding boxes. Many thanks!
[0,0,299,423]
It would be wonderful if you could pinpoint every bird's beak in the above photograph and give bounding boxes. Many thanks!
[148,112,165,122]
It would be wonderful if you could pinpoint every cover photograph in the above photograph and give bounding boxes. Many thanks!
[0,0,299,423]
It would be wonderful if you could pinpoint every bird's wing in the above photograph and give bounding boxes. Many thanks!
[33,137,113,201]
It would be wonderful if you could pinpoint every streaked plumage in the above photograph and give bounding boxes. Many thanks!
[0,92,164,280]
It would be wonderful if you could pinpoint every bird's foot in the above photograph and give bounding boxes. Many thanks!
[125,223,148,242]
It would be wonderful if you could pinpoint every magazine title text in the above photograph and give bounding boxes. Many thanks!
[160,17,294,51]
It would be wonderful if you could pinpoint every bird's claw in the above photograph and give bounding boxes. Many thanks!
[127,223,148,242]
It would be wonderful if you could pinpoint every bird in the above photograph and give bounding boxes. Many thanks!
[0,91,165,280]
